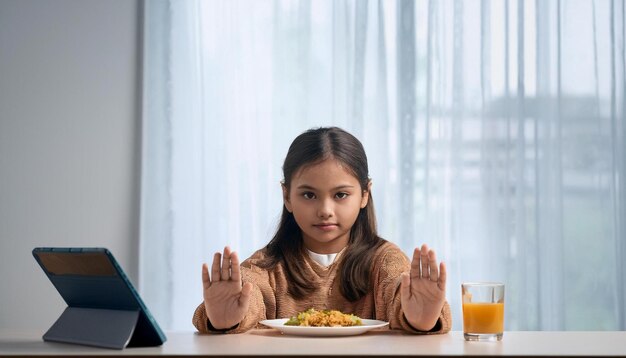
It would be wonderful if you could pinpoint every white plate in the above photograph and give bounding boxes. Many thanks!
[259,318,389,336]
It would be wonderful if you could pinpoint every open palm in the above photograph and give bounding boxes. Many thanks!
[202,247,252,330]
[400,244,447,331]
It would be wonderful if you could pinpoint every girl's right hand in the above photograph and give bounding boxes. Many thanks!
[202,246,253,330]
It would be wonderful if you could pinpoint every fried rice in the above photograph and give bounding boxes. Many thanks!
[284,308,363,327]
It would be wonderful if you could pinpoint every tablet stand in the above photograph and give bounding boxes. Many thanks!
[43,307,140,349]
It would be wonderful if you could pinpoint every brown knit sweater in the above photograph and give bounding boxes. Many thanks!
[192,241,451,334]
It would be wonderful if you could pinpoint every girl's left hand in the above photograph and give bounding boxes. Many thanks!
[400,244,447,331]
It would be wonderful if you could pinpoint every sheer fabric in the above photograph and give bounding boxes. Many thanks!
[141,0,626,331]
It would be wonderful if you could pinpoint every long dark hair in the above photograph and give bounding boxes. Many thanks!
[259,127,385,301]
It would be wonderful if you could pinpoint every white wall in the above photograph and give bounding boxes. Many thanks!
[0,0,142,330]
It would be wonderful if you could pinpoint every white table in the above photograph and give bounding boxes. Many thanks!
[1,329,625,356]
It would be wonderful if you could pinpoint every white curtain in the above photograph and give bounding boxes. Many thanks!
[141,0,626,331]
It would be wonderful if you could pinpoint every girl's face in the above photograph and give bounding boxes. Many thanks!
[283,158,370,254]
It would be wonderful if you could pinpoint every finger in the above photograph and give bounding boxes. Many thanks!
[428,250,439,282]
[202,263,211,290]
[438,262,447,291]
[400,272,411,302]
[239,282,253,307]
[221,246,231,280]
[420,244,429,279]
[211,252,222,282]
[410,248,421,279]
[230,251,242,283]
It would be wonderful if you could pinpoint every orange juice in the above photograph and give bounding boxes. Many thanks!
[462,302,504,333]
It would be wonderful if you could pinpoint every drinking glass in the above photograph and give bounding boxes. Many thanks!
[461,282,505,341]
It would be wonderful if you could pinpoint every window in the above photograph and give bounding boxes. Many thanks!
[141,0,625,331]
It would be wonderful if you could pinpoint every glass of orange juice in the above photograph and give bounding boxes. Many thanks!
[462,282,505,341]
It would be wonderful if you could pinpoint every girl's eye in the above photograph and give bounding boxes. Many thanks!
[335,192,349,199]
[302,192,316,199]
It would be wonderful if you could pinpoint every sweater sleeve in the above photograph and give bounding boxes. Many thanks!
[192,251,276,334]
[373,243,452,334]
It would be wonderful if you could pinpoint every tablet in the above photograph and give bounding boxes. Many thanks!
[32,247,166,349]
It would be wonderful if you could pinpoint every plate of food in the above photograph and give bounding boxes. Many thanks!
[259,309,389,337]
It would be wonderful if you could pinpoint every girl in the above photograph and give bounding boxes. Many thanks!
[193,127,451,334]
